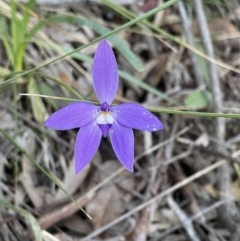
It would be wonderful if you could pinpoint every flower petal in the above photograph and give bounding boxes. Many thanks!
[109,122,134,172]
[112,103,164,132]
[92,40,118,104]
[75,123,102,173]
[45,102,99,130]
[99,124,111,137]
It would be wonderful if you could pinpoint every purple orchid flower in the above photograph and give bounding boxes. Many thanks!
[45,40,163,173]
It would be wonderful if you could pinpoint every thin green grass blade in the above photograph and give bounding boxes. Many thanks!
[1,0,180,87]
[19,93,81,102]
[0,198,42,241]
[28,14,144,71]
[0,128,91,219]
[148,107,240,118]
[21,94,240,119]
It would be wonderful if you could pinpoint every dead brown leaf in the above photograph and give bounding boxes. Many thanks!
[86,161,135,231]
[59,214,92,235]
[53,159,90,202]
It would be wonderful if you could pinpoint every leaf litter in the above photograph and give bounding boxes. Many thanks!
[1,1,240,241]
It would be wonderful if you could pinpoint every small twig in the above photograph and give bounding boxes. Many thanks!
[148,149,192,171]
[167,195,200,241]
[132,133,155,240]
[143,132,156,201]
[171,160,204,222]
[156,198,231,240]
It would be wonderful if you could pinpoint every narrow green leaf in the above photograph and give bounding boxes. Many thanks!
[15,41,27,71]
[148,107,240,118]
[21,0,36,32]
[19,93,81,102]
[10,0,25,63]
[22,94,240,119]
[10,0,19,54]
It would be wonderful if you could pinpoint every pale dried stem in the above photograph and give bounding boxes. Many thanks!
[132,133,156,241]
[133,208,150,241]
[193,0,225,141]
[167,195,200,241]
[143,132,156,201]
[177,1,204,87]
[172,162,204,222]
[165,120,200,240]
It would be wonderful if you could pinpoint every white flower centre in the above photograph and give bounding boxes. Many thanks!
[96,112,114,124]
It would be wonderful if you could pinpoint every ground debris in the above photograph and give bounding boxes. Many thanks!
[1,1,240,240]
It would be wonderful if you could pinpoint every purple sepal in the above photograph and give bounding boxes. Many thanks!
[45,102,99,130]
[99,124,111,137]
[75,123,102,173]
[92,40,118,104]
[112,103,163,132]
[110,122,134,172]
